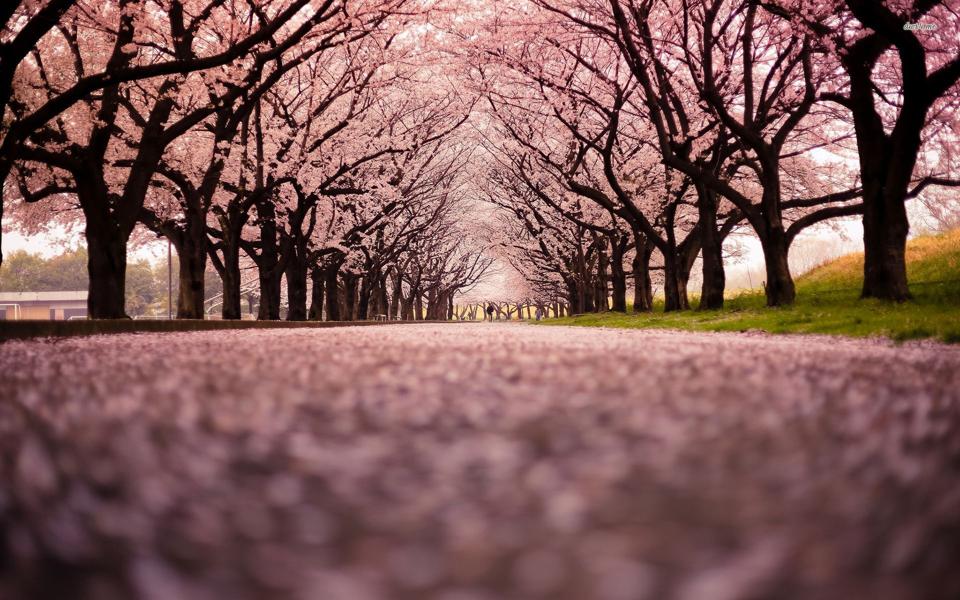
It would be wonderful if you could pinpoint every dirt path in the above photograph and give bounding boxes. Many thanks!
[2,324,959,599]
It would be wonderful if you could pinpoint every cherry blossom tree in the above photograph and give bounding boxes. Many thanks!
[9,0,391,317]
[470,3,746,311]
[766,0,960,301]
[587,0,863,306]
[0,0,331,269]
[143,17,404,318]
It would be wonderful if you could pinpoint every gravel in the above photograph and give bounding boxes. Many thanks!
[1,323,959,600]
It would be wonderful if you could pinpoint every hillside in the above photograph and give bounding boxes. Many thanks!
[798,228,960,302]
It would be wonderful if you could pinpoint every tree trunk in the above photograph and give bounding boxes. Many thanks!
[390,271,403,319]
[861,176,911,301]
[759,227,796,307]
[697,186,726,310]
[252,201,282,320]
[676,271,691,311]
[676,243,696,312]
[632,235,654,312]
[85,224,128,319]
[343,273,358,321]
[565,279,581,315]
[594,245,609,312]
[425,288,438,319]
[324,267,341,321]
[609,236,627,312]
[212,209,246,320]
[285,255,308,321]
[174,221,207,319]
[357,273,372,320]
[368,280,381,318]
[662,247,683,312]
[220,237,242,320]
[844,54,928,302]
[377,280,390,319]
[757,170,796,307]
[258,269,282,320]
[309,268,324,321]
[368,275,385,318]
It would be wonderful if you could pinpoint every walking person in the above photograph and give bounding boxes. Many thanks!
[486,304,495,321]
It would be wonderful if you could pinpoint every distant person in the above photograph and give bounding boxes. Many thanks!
[486,304,495,321]
[535,306,544,321]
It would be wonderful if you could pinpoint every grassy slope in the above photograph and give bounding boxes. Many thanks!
[539,229,960,343]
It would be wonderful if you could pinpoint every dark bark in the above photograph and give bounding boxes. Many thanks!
[759,226,796,307]
[85,223,128,319]
[677,234,699,312]
[660,203,693,312]
[595,244,610,312]
[258,269,282,320]
[220,256,242,320]
[425,288,437,320]
[210,206,247,320]
[662,248,683,312]
[697,186,726,310]
[609,235,628,312]
[400,290,414,321]
[218,229,243,320]
[755,169,796,307]
[285,255,308,321]
[343,273,358,321]
[861,190,910,301]
[390,269,402,319]
[250,200,282,320]
[632,235,654,312]
[324,267,341,321]
[676,270,691,311]
[414,291,424,321]
[173,215,207,319]
[583,283,595,313]
[377,280,390,319]
[174,238,205,320]
[357,272,372,321]
[565,279,581,315]
[850,74,916,302]
[367,279,380,318]
[309,268,325,321]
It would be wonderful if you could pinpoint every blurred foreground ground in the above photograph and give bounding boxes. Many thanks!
[1,324,959,600]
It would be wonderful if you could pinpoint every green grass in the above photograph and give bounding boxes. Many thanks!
[538,229,960,343]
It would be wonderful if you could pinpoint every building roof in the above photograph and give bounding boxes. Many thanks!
[0,291,88,302]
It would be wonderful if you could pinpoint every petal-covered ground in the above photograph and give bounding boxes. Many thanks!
[1,323,959,600]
